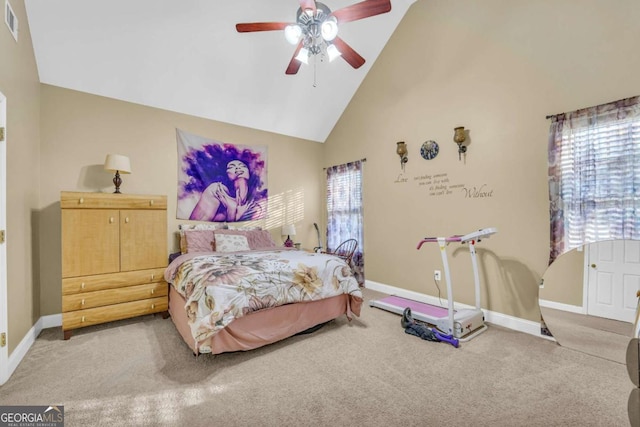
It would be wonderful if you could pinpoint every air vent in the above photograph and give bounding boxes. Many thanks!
[4,0,17,42]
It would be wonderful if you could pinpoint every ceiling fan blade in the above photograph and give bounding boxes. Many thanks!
[333,37,365,69]
[331,0,391,23]
[236,22,289,32]
[298,0,317,14]
[286,42,304,75]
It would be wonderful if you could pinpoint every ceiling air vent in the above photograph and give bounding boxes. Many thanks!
[4,0,17,42]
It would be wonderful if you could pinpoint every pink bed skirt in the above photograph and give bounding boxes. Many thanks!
[168,285,362,355]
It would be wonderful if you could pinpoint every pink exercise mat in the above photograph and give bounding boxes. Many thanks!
[378,295,450,318]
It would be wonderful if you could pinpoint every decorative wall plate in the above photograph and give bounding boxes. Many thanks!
[420,140,439,160]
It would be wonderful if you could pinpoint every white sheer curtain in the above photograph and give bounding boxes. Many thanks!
[548,96,640,264]
[326,160,364,284]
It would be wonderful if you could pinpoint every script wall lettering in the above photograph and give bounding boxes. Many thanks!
[393,172,494,199]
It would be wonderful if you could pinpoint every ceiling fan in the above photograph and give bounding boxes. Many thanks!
[236,0,392,75]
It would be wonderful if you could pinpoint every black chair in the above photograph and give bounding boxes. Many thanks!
[325,239,358,264]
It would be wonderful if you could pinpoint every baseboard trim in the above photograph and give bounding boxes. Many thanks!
[364,279,547,339]
[538,299,585,314]
[41,313,62,329]
[4,314,62,385]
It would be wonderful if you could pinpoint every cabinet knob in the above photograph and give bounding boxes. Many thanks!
[151,274,155,280]
[81,316,85,323]
[151,304,155,310]
[81,299,85,306]
[150,200,155,206]
[125,217,130,223]
[79,197,84,204]
[81,282,85,290]
[109,217,114,224]
[151,289,155,295]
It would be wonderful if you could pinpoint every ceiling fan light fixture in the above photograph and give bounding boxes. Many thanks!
[326,43,341,62]
[236,0,393,76]
[296,47,310,64]
[284,24,302,45]
[321,16,338,41]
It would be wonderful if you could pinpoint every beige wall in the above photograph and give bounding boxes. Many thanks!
[539,248,584,307]
[0,0,41,354]
[4,0,640,357]
[38,85,325,316]
[324,0,640,322]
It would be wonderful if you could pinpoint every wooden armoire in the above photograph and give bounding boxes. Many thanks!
[60,191,168,339]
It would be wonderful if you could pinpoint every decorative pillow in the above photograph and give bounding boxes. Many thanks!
[183,230,216,253]
[245,230,276,249]
[214,233,250,252]
[212,229,276,250]
[179,223,227,253]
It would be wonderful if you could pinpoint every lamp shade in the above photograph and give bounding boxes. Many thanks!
[104,154,131,174]
[282,224,296,236]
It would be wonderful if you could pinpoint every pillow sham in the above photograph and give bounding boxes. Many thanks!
[178,223,228,231]
[213,229,276,250]
[214,233,250,252]
[183,229,216,253]
[228,225,262,231]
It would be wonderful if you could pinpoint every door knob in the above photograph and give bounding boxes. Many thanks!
[591,263,597,268]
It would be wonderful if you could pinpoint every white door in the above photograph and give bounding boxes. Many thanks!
[0,92,7,385]
[587,240,640,322]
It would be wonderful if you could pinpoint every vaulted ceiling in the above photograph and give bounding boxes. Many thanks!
[25,0,416,142]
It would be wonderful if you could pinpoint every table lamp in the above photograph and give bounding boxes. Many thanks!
[104,154,131,194]
[282,224,296,247]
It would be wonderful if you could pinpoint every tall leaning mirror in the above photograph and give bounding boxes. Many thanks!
[539,239,640,364]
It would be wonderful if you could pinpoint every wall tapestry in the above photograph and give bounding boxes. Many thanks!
[176,128,268,222]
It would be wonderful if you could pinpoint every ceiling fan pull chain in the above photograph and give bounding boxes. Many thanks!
[313,54,317,87]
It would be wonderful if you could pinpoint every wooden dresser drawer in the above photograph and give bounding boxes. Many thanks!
[61,192,167,210]
[62,268,166,295]
[62,282,168,312]
[62,297,168,330]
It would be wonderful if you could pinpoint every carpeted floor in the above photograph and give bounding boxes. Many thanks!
[0,288,633,426]
[541,306,632,364]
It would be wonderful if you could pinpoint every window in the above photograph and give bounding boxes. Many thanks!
[326,160,364,283]
[548,96,640,263]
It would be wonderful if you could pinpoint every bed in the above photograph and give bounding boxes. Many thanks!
[164,226,363,355]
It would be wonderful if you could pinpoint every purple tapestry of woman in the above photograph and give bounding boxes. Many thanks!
[180,143,267,222]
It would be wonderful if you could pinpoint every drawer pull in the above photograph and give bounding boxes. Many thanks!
[109,217,114,224]
[125,217,130,223]
[81,316,85,323]
[151,304,155,310]
[150,200,155,206]
[81,299,85,306]
[79,197,84,204]
[81,282,85,290]
[151,274,155,280]
[151,289,155,295]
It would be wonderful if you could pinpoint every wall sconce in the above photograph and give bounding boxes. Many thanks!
[453,127,467,161]
[396,141,408,171]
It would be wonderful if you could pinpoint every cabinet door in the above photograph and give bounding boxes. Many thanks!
[120,210,167,271]
[62,209,120,277]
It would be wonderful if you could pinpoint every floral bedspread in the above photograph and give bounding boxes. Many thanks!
[164,249,362,344]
